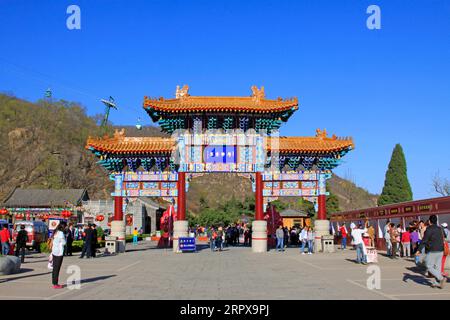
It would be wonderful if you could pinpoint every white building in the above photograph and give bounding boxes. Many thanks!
[82,198,166,235]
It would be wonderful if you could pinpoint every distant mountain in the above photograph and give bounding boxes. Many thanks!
[0,93,378,212]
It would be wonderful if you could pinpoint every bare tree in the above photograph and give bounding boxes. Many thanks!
[432,171,450,196]
[341,169,358,210]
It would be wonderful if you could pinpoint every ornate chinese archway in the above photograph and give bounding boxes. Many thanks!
[86,86,354,252]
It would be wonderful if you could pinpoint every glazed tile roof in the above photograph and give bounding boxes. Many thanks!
[86,129,353,155]
[143,85,298,114]
[267,136,354,154]
[144,96,299,113]
[86,135,175,154]
[3,188,88,207]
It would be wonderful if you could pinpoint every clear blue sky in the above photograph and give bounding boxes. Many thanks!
[1,0,449,200]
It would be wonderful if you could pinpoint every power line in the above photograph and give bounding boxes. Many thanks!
[0,56,147,116]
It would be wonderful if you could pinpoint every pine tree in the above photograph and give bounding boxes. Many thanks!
[378,144,413,205]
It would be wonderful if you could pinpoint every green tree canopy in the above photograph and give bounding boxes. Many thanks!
[378,144,413,206]
[326,193,340,217]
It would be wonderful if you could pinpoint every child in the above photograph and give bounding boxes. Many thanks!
[132,227,139,245]
[401,228,411,258]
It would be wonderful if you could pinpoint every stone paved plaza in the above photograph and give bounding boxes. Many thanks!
[1,241,449,300]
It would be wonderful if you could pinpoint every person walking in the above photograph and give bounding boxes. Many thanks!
[244,227,250,246]
[351,222,368,264]
[15,224,28,263]
[367,224,375,247]
[283,227,289,248]
[307,227,315,254]
[276,225,284,252]
[0,225,11,256]
[80,224,93,259]
[216,227,224,252]
[299,227,307,254]
[441,223,449,277]
[133,227,139,246]
[339,224,348,250]
[411,227,419,255]
[389,223,400,259]
[51,224,66,289]
[401,228,411,258]
[416,215,446,289]
[65,224,74,256]
[91,224,98,258]
[384,220,392,257]
[208,227,216,251]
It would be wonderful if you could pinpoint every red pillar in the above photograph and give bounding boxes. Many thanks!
[255,172,264,220]
[114,196,123,221]
[177,172,186,220]
[318,194,327,220]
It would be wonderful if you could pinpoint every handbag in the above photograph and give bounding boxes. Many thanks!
[47,254,53,270]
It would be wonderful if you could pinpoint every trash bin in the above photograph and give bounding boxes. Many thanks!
[321,235,335,253]
[105,236,118,254]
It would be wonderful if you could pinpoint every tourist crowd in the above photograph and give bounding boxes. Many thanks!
[206,224,247,251]
[274,225,316,254]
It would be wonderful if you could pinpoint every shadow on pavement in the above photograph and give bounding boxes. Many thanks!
[0,270,51,283]
[23,259,50,264]
[80,274,116,284]
[345,258,362,264]
[402,273,432,286]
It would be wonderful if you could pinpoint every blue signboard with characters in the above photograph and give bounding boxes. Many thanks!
[203,145,237,164]
[179,237,196,252]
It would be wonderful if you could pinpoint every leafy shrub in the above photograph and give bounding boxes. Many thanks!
[125,234,143,243]
[40,242,51,253]
[96,227,104,239]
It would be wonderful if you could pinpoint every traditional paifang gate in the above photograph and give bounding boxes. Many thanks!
[86,85,354,252]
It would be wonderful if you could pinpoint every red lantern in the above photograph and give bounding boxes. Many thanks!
[126,214,133,226]
[96,215,105,222]
[61,210,71,218]
[0,208,8,215]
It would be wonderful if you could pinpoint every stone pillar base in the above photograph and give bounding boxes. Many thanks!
[252,220,267,253]
[111,220,126,253]
[314,219,330,253]
[173,220,189,253]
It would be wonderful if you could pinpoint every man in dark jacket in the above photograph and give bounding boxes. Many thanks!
[65,224,74,256]
[80,224,93,259]
[91,224,98,258]
[15,225,28,262]
[417,215,446,289]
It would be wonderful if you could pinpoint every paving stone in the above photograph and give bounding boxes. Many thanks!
[0,242,449,300]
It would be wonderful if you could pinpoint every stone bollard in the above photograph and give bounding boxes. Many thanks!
[252,220,268,253]
[314,220,330,252]
[0,255,21,275]
[111,220,126,253]
[173,220,189,253]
